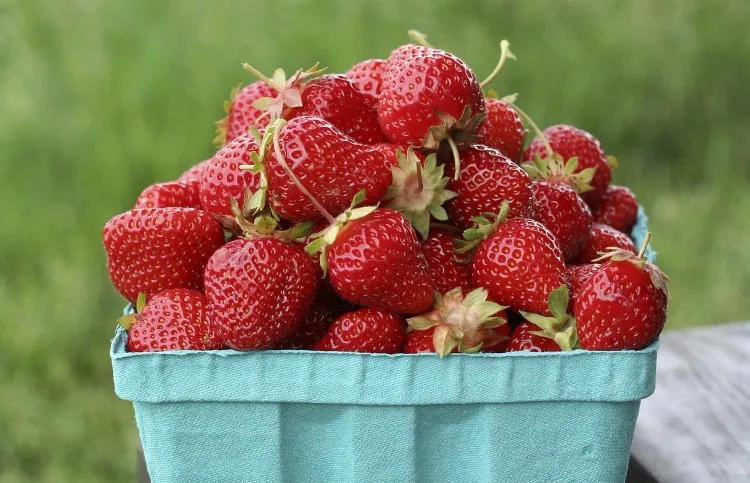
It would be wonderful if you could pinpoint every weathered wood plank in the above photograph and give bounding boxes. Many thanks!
[631,321,750,483]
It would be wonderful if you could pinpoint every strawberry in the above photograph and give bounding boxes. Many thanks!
[575,223,636,264]
[214,81,277,146]
[199,132,264,229]
[134,181,201,209]
[309,207,434,315]
[461,202,566,315]
[103,208,225,303]
[422,228,471,294]
[594,185,639,233]
[372,143,426,170]
[265,116,391,222]
[476,98,525,162]
[378,44,485,155]
[506,322,561,352]
[204,236,318,350]
[530,181,592,262]
[178,159,212,186]
[406,287,509,356]
[285,74,386,144]
[345,58,386,108]
[444,145,532,229]
[313,308,406,353]
[564,263,602,313]
[123,289,221,352]
[403,326,450,354]
[278,300,334,350]
[523,124,613,209]
[575,234,669,350]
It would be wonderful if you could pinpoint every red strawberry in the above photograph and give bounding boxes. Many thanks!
[523,124,612,209]
[266,116,391,222]
[178,159,212,186]
[403,326,449,354]
[506,322,561,352]
[278,300,334,350]
[530,180,592,262]
[124,289,221,352]
[214,81,277,145]
[594,185,639,233]
[204,236,318,350]
[405,287,509,357]
[312,208,434,315]
[313,308,406,353]
[444,145,532,229]
[199,132,263,229]
[378,44,485,150]
[103,208,225,303]
[575,223,636,264]
[476,98,525,162]
[345,58,386,108]
[466,204,566,315]
[422,228,471,294]
[285,74,386,144]
[134,181,201,209]
[564,263,602,313]
[575,235,669,350]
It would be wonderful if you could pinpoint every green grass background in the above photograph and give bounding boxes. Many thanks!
[1,0,748,481]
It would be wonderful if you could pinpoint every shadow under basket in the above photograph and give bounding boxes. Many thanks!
[111,207,658,483]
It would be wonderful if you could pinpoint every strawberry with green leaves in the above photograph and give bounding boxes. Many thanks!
[458,201,566,316]
[103,207,225,303]
[204,212,318,351]
[506,322,561,352]
[122,290,221,352]
[307,203,434,315]
[444,145,532,229]
[576,233,669,350]
[313,308,406,353]
[575,223,636,264]
[515,285,579,351]
[264,117,391,222]
[214,81,277,146]
[405,287,509,357]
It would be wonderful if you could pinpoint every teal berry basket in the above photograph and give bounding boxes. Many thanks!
[111,207,658,483]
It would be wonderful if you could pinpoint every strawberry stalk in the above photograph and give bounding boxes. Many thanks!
[509,102,554,156]
[479,40,516,89]
[407,30,434,48]
[638,232,652,259]
[446,136,461,180]
[271,119,336,225]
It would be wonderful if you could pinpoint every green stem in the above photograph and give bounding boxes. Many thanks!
[242,63,283,93]
[511,104,554,156]
[447,136,461,181]
[479,40,516,89]
[416,160,424,193]
[638,232,652,259]
[271,120,336,225]
[407,30,434,48]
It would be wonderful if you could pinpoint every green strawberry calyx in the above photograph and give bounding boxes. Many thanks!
[384,147,457,240]
[519,285,580,351]
[117,292,147,331]
[593,232,671,296]
[521,154,596,194]
[453,200,511,260]
[305,190,378,277]
[213,82,244,147]
[241,63,327,126]
[407,287,509,358]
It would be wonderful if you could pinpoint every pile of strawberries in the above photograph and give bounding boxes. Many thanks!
[104,32,669,356]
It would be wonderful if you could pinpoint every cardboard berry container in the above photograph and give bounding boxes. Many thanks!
[111,208,657,483]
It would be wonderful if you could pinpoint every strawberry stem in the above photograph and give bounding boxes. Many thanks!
[242,63,283,93]
[511,104,554,156]
[416,160,424,193]
[638,232,652,259]
[271,119,336,225]
[479,40,516,89]
[446,136,461,180]
[407,30,434,48]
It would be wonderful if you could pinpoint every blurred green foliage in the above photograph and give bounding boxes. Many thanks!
[0,0,748,481]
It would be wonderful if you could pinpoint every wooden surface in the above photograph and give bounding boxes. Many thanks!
[631,321,750,482]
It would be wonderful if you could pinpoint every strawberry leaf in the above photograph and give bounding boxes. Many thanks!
[135,292,147,314]
[547,285,570,322]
